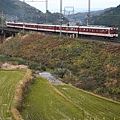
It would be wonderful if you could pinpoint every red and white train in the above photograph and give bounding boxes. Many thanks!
[6,22,118,38]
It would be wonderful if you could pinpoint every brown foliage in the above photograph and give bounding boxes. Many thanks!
[11,108,24,120]
[106,64,118,73]
[11,69,35,120]
[104,44,120,54]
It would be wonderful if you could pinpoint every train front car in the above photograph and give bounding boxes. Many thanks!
[109,27,119,38]
[78,26,119,39]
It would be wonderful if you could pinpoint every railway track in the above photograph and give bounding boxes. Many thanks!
[104,39,120,44]
[77,35,120,44]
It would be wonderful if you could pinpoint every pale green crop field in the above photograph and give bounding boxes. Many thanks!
[22,77,84,120]
[22,77,120,120]
[0,70,26,120]
[56,85,120,120]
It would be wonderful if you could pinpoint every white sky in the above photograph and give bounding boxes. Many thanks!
[22,0,120,13]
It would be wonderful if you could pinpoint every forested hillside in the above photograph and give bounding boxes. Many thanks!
[91,5,120,30]
[0,0,69,24]
[0,33,120,101]
[66,8,111,25]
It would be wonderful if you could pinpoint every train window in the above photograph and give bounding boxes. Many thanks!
[92,29,94,32]
[66,27,69,30]
[96,30,98,32]
[116,29,118,34]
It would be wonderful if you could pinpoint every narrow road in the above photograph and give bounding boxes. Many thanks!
[36,72,63,85]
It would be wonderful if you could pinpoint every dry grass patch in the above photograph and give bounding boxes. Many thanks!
[11,69,35,120]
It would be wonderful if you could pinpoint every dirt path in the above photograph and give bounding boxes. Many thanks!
[35,72,63,85]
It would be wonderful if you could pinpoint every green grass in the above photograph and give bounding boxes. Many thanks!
[56,85,120,120]
[21,77,120,120]
[0,70,26,120]
[22,77,85,120]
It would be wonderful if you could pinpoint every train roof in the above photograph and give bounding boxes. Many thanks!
[7,22,118,30]
[79,25,117,29]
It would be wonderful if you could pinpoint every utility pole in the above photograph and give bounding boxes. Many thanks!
[87,0,90,26]
[22,0,25,34]
[2,11,3,33]
[46,0,48,23]
[60,0,62,38]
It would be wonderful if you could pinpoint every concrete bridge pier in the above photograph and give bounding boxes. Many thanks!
[0,31,17,44]
[0,26,20,44]
[0,33,4,44]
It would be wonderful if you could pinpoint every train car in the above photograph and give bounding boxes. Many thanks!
[37,24,55,32]
[78,26,118,38]
[25,23,38,30]
[54,25,79,35]
[62,25,79,34]
[7,22,23,28]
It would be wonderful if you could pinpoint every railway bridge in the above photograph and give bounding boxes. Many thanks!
[0,26,21,43]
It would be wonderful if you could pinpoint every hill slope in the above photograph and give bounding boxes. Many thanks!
[0,0,69,24]
[66,8,111,25]
[0,33,120,101]
[91,5,120,29]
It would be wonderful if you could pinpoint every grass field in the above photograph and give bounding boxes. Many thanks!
[0,70,26,120]
[22,77,120,120]
[56,85,120,120]
[22,77,84,120]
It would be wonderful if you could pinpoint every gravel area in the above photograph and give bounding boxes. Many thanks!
[35,72,63,85]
